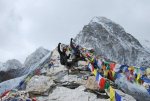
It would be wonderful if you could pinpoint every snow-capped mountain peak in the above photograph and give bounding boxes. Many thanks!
[90,16,113,24]
[24,47,50,68]
[90,16,125,35]
[5,59,23,70]
[75,16,150,67]
[0,59,22,71]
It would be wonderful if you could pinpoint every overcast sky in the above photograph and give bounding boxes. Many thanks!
[0,0,150,63]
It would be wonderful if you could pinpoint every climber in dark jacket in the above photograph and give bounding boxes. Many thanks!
[70,38,80,57]
[58,43,71,67]
[70,38,85,62]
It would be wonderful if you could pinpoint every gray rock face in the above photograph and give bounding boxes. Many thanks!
[75,17,150,67]
[26,75,55,96]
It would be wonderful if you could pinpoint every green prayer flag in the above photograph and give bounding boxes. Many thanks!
[105,82,110,89]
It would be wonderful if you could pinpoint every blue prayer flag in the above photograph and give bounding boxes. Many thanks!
[96,73,99,81]
[115,92,121,101]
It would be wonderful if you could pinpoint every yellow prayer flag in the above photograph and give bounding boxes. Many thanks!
[136,74,141,82]
[104,70,109,77]
[128,67,131,71]
[110,86,115,101]
[92,69,97,76]
[129,66,134,70]
[112,71,115,77]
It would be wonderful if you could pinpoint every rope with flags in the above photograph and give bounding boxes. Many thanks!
[88,62,122,101]
[73,40,150,100]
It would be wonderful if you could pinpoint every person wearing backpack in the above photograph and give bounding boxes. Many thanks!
[58,43,71,66]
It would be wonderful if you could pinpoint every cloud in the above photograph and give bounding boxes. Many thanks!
[0,0,150,63]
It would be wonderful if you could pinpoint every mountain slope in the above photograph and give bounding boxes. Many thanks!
[75,17,150,67]
[139,39,150,52]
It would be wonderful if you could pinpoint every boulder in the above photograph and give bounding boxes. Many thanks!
[26,75,55,96]
[85,76,99,90]
[36,86,109,101]
[60,74,87,85]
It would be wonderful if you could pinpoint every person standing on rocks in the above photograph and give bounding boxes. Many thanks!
[58,43,73,69]
[70,38,86,63]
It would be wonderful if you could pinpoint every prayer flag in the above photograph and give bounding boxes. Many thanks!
[110,86,115,101]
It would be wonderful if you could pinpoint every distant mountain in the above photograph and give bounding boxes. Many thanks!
[24,47,50,68]
[75,17,150,67]
[0,59,22,72]
[0,47,50,82]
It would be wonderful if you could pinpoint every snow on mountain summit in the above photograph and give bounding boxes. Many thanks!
[90,17,125,35]
[0,59,22,71]
[75,16,150,67]
[24,47,50,68]
[5,59,23,70]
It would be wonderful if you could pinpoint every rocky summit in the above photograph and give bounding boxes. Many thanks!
[0,48,136,101]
